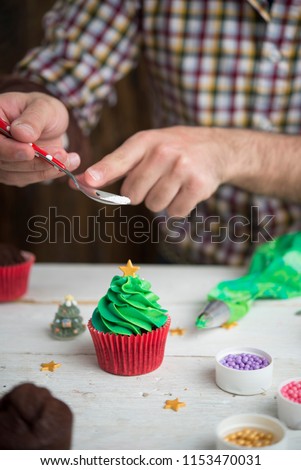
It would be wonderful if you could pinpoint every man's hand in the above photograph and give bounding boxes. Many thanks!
[83,126,229,217]
[83,125,301,215]
[0,92,80,187]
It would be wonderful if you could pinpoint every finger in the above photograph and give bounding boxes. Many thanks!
[121,153,176,205]
[83,131,150,187]
[0,151,80,173]
[10,95,68,143]
[166,181,202,217]
[0,166,66,187]
[0,152,80,187]
[143,175,182,212]
[0,134,35,162]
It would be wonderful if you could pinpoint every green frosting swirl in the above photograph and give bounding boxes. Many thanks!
[92,275,168,336]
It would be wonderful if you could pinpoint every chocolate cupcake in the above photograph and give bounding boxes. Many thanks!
[0,243,25,266]
[0,383,73,449]
[0,243,35,302]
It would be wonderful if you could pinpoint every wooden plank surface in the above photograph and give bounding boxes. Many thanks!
[1,264,301,450]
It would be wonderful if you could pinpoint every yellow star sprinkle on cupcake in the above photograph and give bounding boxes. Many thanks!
[164,398,186,412]
[40,361,61,372]
[119,260,140,277]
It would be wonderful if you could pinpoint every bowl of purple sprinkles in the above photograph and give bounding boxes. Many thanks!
[221,352,270,371]
[215,347,273,396]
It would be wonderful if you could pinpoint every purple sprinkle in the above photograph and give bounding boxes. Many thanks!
[220,353,270,370]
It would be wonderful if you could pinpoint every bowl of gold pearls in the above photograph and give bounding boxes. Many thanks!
[216,413,288,449]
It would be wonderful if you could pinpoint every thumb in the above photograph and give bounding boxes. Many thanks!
[10,106,44,142]
[10,96,67,143]
[10,118,36,142]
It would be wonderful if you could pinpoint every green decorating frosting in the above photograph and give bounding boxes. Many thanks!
[92,274,168,336]
[206,231,301,324]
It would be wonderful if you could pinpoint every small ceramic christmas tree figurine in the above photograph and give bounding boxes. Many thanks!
[51,295,85,340]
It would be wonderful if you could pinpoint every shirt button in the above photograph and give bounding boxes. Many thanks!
[254,115,274,131]
[269,46,282,64]
[278,59,289,72]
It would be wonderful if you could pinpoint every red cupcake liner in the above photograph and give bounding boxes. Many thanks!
[88,315,171,376]
[0,251,35,302]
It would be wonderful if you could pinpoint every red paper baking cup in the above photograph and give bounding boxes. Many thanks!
[0,251,35,302]
[88,315,171,376]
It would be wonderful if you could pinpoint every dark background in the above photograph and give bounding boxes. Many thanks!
[0,0,157,263]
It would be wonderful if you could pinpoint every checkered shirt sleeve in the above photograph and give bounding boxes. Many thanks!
[15,0,141,134]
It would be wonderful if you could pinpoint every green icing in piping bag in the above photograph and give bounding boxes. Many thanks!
[196,232,301,328]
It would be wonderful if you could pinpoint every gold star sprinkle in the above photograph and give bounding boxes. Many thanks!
[170,327,187,336]
[221,321,238,330]
[40,361,61,372]
[164,398,186,412]
[119,260,140,277]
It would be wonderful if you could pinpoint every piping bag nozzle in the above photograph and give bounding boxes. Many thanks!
[196,300,230,329]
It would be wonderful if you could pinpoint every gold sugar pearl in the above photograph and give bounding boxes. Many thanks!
[224,427,274,447]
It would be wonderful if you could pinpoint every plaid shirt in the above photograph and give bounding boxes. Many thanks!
[15,0,301,265]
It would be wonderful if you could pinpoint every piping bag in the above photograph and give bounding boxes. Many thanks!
[196,232,301,328]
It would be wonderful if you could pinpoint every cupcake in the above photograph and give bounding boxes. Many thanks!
[88,260,170,376]
[0,243,35,302]
[0,383,73,449]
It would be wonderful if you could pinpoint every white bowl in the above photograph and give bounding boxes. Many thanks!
[277,377,301,430]
[215,347,273,395]
[216,413,288,450]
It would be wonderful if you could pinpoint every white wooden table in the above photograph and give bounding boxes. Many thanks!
[1,264,301,450]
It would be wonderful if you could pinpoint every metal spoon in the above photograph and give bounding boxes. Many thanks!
[0,117,131,205]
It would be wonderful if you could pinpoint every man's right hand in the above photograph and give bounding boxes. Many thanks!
[0,92,80,187]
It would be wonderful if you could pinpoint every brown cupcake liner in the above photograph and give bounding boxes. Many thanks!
[88,315,171,376]
[0,251,35,302]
